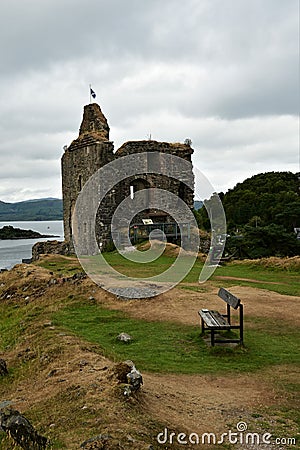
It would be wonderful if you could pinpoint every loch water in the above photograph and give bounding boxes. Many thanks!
[0,221,64,270]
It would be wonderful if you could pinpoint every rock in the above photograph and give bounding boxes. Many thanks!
[112,361,135,383]
[117,332,132,343]
[125,366,143,395]
[0,400,13,411]
[0,407,47,449]
[71,272,86,281]
[22,258,32,264]
[112,360,143,396]
[80,433,112,448]
[0,358,8,376]
[79,359,89,367]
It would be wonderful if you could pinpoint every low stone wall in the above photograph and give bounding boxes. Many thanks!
[32,240,71,261]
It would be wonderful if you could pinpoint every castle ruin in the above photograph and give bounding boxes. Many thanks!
[61,103,194,251]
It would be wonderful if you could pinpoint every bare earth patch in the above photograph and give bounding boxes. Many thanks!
[143,371,277,435]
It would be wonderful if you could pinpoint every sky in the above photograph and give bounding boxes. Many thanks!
[0,0,299,202]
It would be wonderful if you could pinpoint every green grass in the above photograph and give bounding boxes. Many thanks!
[101,252,300,296]
[211,264,300,296]
[36,252,300,296]
[181,261,299,295]
[0,305,25,350]
[52,303,300,374]
[103,252,175,278]
[0,302,48,352]
[36,256,82,276]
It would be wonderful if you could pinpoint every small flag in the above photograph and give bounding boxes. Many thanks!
[90,87,96,99]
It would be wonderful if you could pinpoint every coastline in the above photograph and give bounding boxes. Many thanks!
[0,220,64,270]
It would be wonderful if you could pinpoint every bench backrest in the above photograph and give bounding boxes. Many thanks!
[218,288,240,309]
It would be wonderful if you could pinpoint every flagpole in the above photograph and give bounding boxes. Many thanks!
[89,84,91,103]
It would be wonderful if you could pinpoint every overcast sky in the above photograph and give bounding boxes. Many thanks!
[0,0,298,202]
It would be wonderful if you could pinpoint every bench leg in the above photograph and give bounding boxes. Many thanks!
[240,304,244,345]
[201,317,205,335]
[211,329,215,347]
[240,326,244,346]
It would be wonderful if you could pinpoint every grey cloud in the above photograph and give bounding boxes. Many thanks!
[1,0,298,119]
[0,0,159,75]
[0,0,298,202]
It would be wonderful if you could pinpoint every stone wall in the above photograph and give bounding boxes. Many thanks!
[32,240,71,261]
[115,140,194,210]
[61,103,195,251]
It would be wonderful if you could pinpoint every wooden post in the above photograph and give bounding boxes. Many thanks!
[227,303,231,324]
[239,304,244,345]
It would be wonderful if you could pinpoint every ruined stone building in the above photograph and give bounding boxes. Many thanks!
[61,103,194,251]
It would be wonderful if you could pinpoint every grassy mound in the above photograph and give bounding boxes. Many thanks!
[0,255,298,449]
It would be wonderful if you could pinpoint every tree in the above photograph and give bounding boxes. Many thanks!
[225,224,300,258]
[223,171,299,232]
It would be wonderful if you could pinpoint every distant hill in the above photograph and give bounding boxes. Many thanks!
[0,198,63,221]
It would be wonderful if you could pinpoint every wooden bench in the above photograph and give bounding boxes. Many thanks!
[198,288,244,346]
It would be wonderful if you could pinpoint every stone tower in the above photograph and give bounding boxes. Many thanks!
[61,103,114,247]
[61,103,194,251]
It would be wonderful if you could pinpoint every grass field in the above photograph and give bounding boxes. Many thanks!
[52,302,300,374]
[38,252,300,296]
[32,254,300,377]
[0,254,298,449]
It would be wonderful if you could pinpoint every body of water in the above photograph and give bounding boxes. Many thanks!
[0,221,64,270]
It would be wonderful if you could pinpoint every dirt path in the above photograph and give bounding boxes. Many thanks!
[214,275,284,284]
[143,371,278,436]
[97,284,300,326]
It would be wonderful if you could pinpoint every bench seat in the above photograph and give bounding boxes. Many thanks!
[199,309,231,329]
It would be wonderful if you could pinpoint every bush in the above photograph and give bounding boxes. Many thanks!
[226,224,300,258]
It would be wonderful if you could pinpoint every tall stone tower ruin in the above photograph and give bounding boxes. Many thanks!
[61,103,114,246]
[61,103,194,251]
